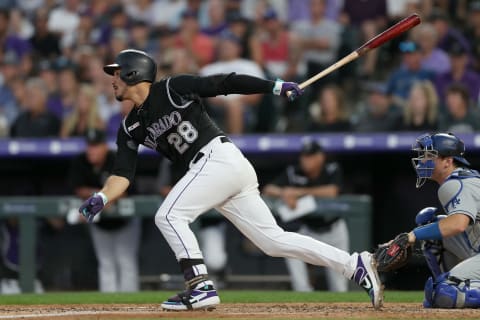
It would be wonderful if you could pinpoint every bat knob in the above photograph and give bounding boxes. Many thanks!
[286,90,298,102]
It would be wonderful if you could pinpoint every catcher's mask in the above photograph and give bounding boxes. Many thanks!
[411,133,470,188]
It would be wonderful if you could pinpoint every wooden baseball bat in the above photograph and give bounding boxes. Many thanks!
[287,13,421,97]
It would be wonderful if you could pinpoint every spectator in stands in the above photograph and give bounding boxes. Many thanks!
[124,0,161,26]
[8,77,27,125]
[47,0,82,52]
[252,8,300,81]
[340,0,387,78]
[0,51,21,131]
[68,128,141,292]
[434,41,480,105]
[107,100,134,138]
[84,56,122,125]
[398,80,439,132]
[464,1,480,73]
[226,12,254,60]
[45,58,79,120]
[74,45,98,83]
[263,140,349,292]
[174,9,215,68]
[293,0,342,98]
[10,77,60,137]
[352,82,402,132]
[37,59,58,96]
[202,0,228,37]
[413,23,451,76]
[96,5,130,60]
[199,31,265,133]
[107,29,130,65]
[71,8,96,52]
[129,20,157,55]
[148,0,186,28]
[28,8,61,61]
[307,85,352,132]
[428,8,470,54]
[0,8,31,59]
[60,84,104,138]
[386,40,434,107]
[438,83,480,133]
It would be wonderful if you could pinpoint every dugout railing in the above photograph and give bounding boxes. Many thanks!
[0,195,371,293]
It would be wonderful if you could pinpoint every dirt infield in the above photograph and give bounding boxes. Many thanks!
[0,303,479,319]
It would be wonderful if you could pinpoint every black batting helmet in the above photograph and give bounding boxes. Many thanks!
[103,49,157,85]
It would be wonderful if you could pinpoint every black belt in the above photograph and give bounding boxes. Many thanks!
[191,136,231,164]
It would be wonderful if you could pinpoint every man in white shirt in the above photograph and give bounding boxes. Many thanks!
[199,31,265,134]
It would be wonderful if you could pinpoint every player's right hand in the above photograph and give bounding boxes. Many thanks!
[273,80,304,102]
[79,192,108,223]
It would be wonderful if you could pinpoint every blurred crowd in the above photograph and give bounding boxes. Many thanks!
[1,0,480,137]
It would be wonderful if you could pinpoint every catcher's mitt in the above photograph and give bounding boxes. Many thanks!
[373,232,412,272]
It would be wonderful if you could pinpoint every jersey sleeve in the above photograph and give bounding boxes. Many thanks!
[325,162,343,190]
[438,179,477,222]
[168,73,275,98]
[111,122,139,183]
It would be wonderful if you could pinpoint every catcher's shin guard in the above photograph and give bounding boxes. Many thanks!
[424,273,480,308]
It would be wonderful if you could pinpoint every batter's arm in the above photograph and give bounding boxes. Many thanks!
[97,175,130,203]
[168,73,276,98]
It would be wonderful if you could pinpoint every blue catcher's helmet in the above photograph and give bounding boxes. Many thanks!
[411,133,470,188]
[103,49,157,85]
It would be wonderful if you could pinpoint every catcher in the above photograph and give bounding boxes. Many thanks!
[375,132,480,308]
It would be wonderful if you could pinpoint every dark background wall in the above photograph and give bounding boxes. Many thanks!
[1,149,477,291]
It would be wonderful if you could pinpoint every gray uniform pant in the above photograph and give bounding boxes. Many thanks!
[442,232,480,280]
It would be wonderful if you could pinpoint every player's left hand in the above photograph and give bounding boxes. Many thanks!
[273,80,304,101]
[79,192,108,223]
[373,232,413,272]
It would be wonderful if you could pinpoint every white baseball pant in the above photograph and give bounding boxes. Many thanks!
[154,137,359,279]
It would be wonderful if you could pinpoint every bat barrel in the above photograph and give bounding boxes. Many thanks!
[358,13,421,54]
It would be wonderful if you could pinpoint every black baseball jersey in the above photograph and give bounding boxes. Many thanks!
[271,163,343,190]
[270,162,344,230]
[112,73,275,182]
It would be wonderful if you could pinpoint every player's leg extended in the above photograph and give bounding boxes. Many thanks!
[155,138,249,310]
[216,169,383,308]
[306,219,350,292]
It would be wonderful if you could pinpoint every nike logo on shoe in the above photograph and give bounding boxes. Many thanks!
[189,292,208,303]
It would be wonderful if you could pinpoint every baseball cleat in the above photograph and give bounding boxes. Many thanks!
[353,251,384,309]
[161,284,220,311]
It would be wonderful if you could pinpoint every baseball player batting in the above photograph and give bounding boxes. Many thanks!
[79,49,383,310]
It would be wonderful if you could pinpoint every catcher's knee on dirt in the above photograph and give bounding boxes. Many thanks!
[424,272,480,308]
